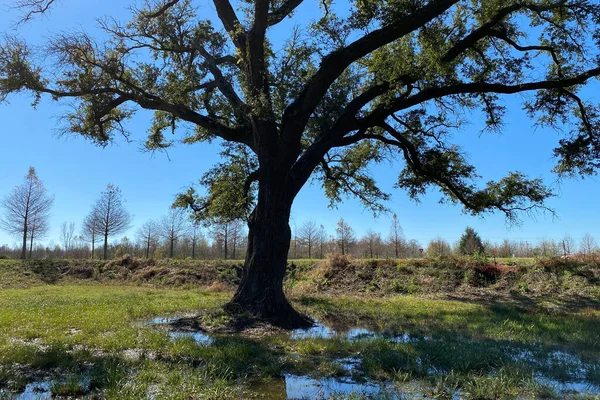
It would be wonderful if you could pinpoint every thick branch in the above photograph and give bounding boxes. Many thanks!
[281,0,458,148]
[213,0,247,51]
[141,0,180,19]
[363,68,600,125]
[268,0,304,26]
[30,83,249,145]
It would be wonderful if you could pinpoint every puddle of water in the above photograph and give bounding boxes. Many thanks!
[346,328,376,340]
[290,322,334,340]
[290,321,423,344]
[147,316,175,325]
[10,375,91,400]
[251,373,393,399]
[16,381,51,400]
[336,357,361,373]
[168,331,213,345]
[536,376,600,396]
[148,315,214,345]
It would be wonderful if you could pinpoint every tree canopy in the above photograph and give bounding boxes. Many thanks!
[2,0,600,223]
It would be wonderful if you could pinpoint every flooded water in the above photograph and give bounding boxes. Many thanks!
[4,375,91,400]
[148,314,600,399]
[249,373,394,399]
[16,381,51,400]
[168,330,214,345]
[290,321,425,343]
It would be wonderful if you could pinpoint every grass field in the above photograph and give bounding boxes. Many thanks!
[0,257,599,399]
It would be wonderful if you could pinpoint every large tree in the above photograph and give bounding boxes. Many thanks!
[2,0,600,326]
[0,167,53,259]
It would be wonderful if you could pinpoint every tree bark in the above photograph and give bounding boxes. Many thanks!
[224,225,228,259]
[225,175,310,328]
[21,218,28,260]
[29,229,34,259]
[103,232,108,260]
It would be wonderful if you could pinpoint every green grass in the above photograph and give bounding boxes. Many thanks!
[0,280,598,398]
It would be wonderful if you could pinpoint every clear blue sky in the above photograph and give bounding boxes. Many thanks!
[1,0,599,249]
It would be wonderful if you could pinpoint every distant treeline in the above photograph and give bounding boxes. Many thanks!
[0,215,597,261]
[2,168,598,261]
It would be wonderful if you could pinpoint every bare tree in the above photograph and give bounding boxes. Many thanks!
[427,237,452,257]
[388,213,404,258]
[60,221,76,257]
[335,218,356,256]
[561,234,576,258]
[27,207,50,259]
[580,233,598,260]
[136,220,158,259]
[190,221,201,260]
[299,219,318,259]
[0,167,53,259]
[82,209,100,259]
[364,229,383,259]
[91,184,133,260]
[229,220,245,260]
[538,238,558,257]
[317,225,327,259]
[159,208,189,258]
[210,219,244,260]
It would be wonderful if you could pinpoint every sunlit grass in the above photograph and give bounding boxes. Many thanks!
[0,284,598,398]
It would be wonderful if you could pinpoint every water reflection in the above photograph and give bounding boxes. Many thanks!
[251,373,392,399]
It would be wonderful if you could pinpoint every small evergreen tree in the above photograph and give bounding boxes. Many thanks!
[458,227,485,255]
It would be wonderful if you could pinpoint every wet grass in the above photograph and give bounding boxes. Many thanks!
[0,284,598,399]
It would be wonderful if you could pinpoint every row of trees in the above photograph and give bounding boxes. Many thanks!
[0,168,136,260]
[2,173,598,260]
[2,169,599,261]
[0,168,253,260]
[426,229,600,259]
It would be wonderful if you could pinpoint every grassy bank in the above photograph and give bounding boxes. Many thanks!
[1,255,598,302]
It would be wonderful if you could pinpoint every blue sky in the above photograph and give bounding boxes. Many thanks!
[1,0,599,248]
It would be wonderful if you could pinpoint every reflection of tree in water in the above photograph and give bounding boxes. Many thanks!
[248,377,287,399]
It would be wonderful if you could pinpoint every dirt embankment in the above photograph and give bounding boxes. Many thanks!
[0,256,243,289]
[286,254,600,300]
[1,255,599,301]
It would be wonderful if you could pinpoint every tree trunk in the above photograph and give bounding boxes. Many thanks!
[225,177,310,328]
[103,232,108,260]
[21,218,28,260]
[29,229,34,259]
[224,226,228,260]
